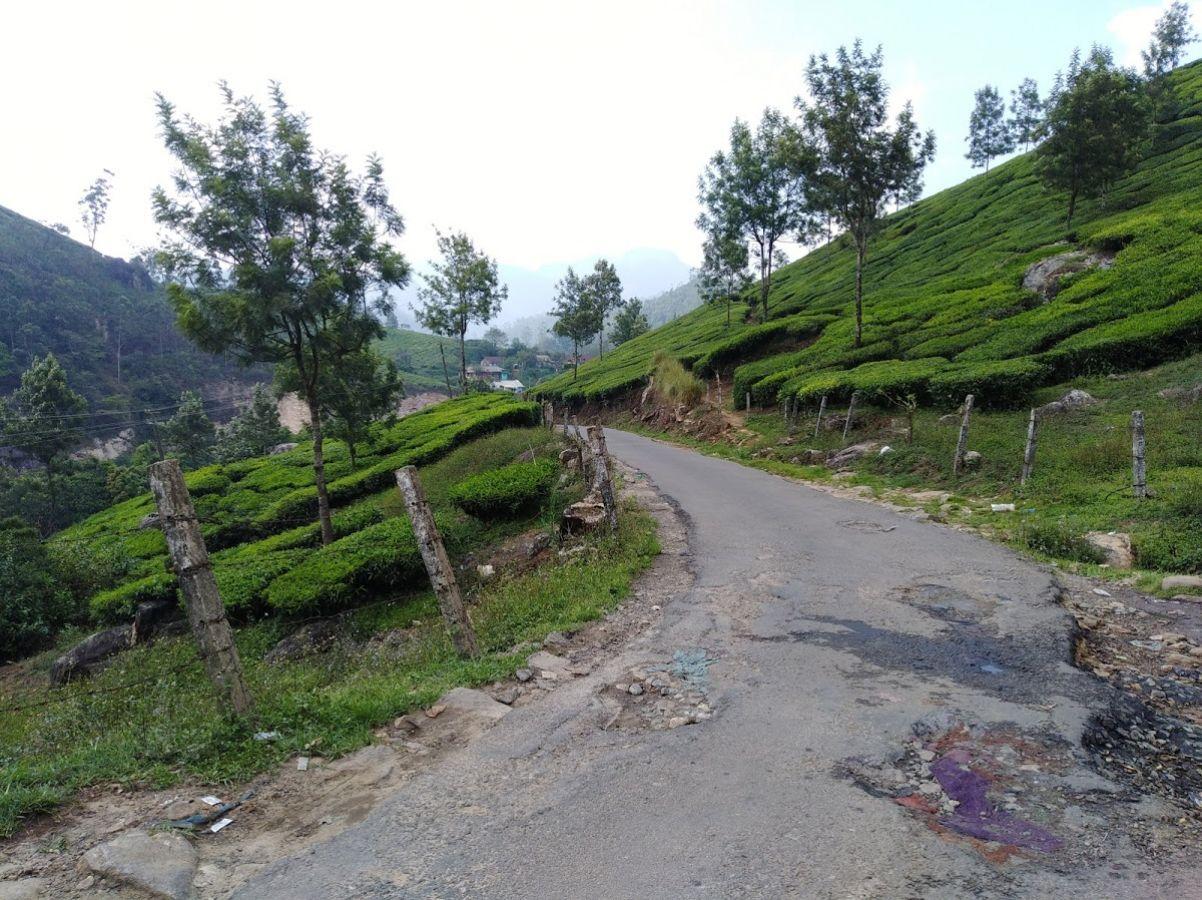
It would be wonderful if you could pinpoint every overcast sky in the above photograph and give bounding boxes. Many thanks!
[2,0,1197,291]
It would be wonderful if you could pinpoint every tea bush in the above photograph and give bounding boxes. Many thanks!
[450,459,558,520]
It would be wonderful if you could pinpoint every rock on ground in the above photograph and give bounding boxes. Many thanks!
[826,441,883,468]
[80,829,197,900]
[1022,248,1114,299]
[437,687,511,722]
[1163,575,1202,591]
[1085,532,1134,569]
[1036,389,1098,417]
[49,625,132,685]
[0,879,46,900]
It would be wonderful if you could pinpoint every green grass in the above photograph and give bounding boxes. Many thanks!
[0,502,658,838]
[532,61,1202,410]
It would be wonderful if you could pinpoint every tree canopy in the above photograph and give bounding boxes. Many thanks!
[584,259,624,358]
[966,85,1014,171]
[551,268,601,379]
[1009,78,1044,150]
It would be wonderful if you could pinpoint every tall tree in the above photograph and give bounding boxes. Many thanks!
[1143,1,1198,78]
[153,83,409,545]
[216,384,289,462]
[318,348,403,470]
[79,170,113,249]
[482,327,509,353]
[966,85,1014,172]
[698,232,752,328]
[413,229,507,389]
[1,354,87,519]
[611,298,649,346]
[1008,78,1045,150]
[799,41,936,347]
[1037,47,1153,226]
[584,259,623,359]
[697,108,818,321]
[161,390,215,469]
[550,268,601,379]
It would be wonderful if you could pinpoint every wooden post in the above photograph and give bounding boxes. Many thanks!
[814,395,827,438]
[715,373,723,407]
[953,394,974,475]
[587,426,619,532]
[1132,409,1147,500]
[746,392,751,414]
[842,392,859,443]
[1021,409,1038,486]
[395,466,480,658]
[148,460,252,716]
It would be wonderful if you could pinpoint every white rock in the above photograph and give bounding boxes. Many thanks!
[1162,575,1202,591]
[81,830,197,900]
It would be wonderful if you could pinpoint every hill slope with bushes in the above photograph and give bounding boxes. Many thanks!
[0,205,258,411]
[533,61,1202,410]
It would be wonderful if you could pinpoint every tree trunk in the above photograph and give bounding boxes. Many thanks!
[306,391,335,546]
[573,340,579,379]
[395,466,480,658]
[599,326,605,360]
[459,329,467,393]
[438,342,454,396]
[1066,189,1078,228]
[854,240,866,348]
[148,459,252,716]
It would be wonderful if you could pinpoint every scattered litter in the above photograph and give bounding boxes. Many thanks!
[163,790,255,831]
[1093,588,1112,597]
[253,731,281,742]
[296,757,309,772]
[878,445,892,455]
[208,818,233,834]
[990,503,1016,512]
[199,796,223,807]
[425,704,447,719]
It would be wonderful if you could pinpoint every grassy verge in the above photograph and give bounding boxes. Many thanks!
[616,353,1202,591]
[0,431,659,838]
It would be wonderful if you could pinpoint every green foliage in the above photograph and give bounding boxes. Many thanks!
[551,268,603,376]
[216,385,289,463]
[966,84,1014,171]
[161,390,215,469]
[0,518,73,660]
[450,459,558,520]
[90,571,176,624]
[534,61,1202,415]
[2,353,87,469]
[653,352,706,407]
[1020,519,1107,564]
[611,298,650,346]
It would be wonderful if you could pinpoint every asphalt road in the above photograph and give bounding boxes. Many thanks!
[237,430,1198,899]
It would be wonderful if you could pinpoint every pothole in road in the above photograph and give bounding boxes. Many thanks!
[838,519,898,534]
[840,713,1201,873]
[602,649,717,732]
[897,582,998,625]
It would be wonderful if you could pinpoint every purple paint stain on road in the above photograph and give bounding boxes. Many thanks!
[930,754,1064,852]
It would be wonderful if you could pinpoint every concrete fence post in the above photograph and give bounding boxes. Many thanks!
[814,395,827,438]
[1021,409,1038,486]
[1132,409,1147,499]
[953,394,975,475]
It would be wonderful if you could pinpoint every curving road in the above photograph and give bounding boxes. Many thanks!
[236,429,1198,899]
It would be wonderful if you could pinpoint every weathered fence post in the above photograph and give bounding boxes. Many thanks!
[1132,409,1147,500]
[148,459,252,716]
[746,392,751,414]
[395,466,480,658]
[787,396,797,435]
[842,392,859,443]
[1020,409,1038,486]
[814,395,827,438]
[715,373,723,407]
[587,426,619,532]
[953,394,975,475]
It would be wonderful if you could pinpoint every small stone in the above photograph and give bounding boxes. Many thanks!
[917,749,935,762]
[1162,575,1202,591]
[667,716,688,729]
[492,687,520,706]
[515,668,533,683]
[476,564,495,579]
[918,782,942,796]
[627,683,644,696]
[425,704,447,718]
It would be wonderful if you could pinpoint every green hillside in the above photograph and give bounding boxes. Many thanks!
[533,61,1202,410]
[0,206,257,411]
[376,327,465,392]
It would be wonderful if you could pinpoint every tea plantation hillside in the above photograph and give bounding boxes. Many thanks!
[55,392,540,627]
[533,61,1202,410]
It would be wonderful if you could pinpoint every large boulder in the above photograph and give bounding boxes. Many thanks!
[268,442,298,456]
[80,829,197,899]
[132,599,183,644]
[1158,384,1202,404]
[1022,249,1114,299]
[1162,575,1202,592]
[49,625,132,685]
[1085,532,1134,569]
[1036,389,1098,418]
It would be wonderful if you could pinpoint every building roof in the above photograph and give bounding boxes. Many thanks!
[492,379,525,391]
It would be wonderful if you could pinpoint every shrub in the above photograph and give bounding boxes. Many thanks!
[652,351,705,407]
[214,549,307,615]
[185,467,232,497]
[0,518,74,660]
[90,571,178,623]
[1133,522,1202,573]
[928,358,1050,408]
[1019,520,1106,564]
[264,517,446,615]
[449,459,558,520]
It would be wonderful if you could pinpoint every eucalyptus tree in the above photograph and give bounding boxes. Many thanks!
[1009,78,1044,150]
[697,108,818,321]
[551,268,601,379]
[799,41,936,347]
[152,82,409,545]
[966,85,1014,172]
[1143,1,1198,78]
[584,259,623,359]
[1037,47,1152,226]
[698,232,752,328]
[414,229,507,389]
[611,298,649,346]
[78,170,113,249]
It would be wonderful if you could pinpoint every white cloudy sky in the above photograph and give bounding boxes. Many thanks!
[2,0,1196,289]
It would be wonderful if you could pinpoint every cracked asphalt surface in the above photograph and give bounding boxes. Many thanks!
[236,430,1201,899]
